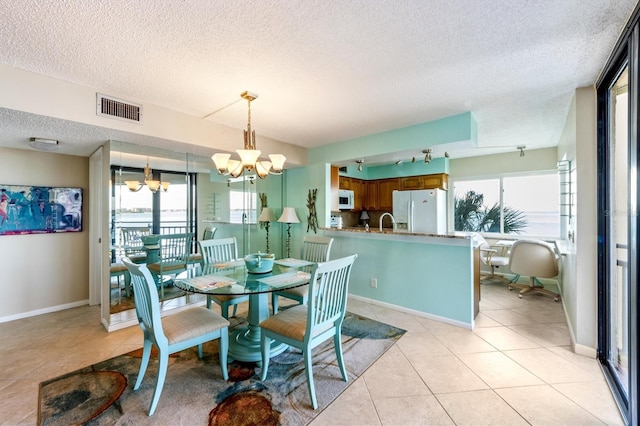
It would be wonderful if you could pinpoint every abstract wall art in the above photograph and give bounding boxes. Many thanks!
[0,184,83,235]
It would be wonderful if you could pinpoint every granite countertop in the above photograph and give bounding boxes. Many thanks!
[322,227,468,240]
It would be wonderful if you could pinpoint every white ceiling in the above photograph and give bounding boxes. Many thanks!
[0,0,637,164]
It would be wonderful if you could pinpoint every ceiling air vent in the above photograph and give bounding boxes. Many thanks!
[96,93,143,124]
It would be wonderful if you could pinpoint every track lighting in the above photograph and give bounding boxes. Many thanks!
[422,149,432,164]
[355,159,364,172]
[517,145,526,157]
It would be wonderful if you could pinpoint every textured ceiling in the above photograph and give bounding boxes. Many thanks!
[0,0,637,161]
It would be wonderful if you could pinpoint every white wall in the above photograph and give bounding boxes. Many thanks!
[0,147,90,321]
[556,86,598,355]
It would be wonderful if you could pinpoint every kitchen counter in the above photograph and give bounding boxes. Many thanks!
[319,228,478,328]
[323,227,472,247]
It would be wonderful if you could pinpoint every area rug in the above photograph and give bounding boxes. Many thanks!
[38,312,405,425]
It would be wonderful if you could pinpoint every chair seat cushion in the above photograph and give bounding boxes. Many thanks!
[260,305,308,341]
[488,256,509,267]
[110,263,127,273]
[147,262,186,273]
[162,307,229,345]
[278,284,308,298]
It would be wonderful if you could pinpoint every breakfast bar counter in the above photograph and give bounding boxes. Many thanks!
[321,228,479,328]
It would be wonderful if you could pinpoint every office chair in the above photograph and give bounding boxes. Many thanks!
[508,239,560,301]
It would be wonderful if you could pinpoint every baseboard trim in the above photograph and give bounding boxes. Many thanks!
[0,299,90,324]
[348,294,473,330]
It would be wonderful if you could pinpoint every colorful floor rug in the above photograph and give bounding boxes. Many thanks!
[38,312,405,425]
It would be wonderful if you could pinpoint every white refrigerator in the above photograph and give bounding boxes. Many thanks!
[392,189,446,234]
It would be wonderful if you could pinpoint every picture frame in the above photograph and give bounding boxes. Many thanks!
[0,184,83,235]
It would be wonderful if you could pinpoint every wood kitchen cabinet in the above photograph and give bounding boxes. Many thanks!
[377,178,400,211]
[339,176,354,190]
[400,175,424,190]
[365,180,379,210]
[399,173,448,190]
[353,179,366,210]
[330,166,339,211]
[423,173,448,190]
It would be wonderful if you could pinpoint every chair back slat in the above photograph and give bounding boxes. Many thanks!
[158,233,193,264]
[306,254,357,338]
[122,257,166,345]
[121,226,151,255]
[301,236,333,262]
[199,237,238,264]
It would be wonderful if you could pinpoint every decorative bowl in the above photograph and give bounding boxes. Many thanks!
[244,253,275,274]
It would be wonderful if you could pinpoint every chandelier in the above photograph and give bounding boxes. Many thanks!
[211,91,286,179]
[124,159,170,193]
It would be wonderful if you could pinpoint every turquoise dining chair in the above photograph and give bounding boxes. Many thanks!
[199,237,249,318]
[260,253,357,409]
[122,258,229,416]
[146,232,193,299]
[271,236,333,314]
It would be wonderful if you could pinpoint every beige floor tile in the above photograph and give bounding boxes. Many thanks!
[473,312,502,328]
[546,346,602,373]
[0,378,39,426]
[374,395,454,425]
[515,306,567,324]
[310,377,381,426]
[495,385,605,425]
[430,326,497,354]
[363,346,431,399]
[0,348,48,381]
[504,347,601,384]
[457,351,543,388]
[397,331,452,360]
[553,381,625,425]
[411,354,489,394]
[509,323,571,347]
[473,326,540,350]
[436,389,528,425]
[369,308,428,333]
[481,309,537,326]
[1,284,625,426]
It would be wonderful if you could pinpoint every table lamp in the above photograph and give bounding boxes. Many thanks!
[360,210,370,226]
[278,207,300,258]
[258,207,277,253]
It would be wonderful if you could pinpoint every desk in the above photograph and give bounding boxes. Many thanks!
[175,260,313,363]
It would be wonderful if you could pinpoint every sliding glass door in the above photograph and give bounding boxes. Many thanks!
[597,14,640,425]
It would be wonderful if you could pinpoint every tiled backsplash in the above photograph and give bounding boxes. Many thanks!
[333,210,395,229]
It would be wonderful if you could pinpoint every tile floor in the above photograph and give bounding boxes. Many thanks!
[0,282,624,425]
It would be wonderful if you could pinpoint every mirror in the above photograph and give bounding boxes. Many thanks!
[106,141,284,326]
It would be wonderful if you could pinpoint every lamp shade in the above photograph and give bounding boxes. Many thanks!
[258,207,277,222]
[360,210,370,220]
[278,207,300,224]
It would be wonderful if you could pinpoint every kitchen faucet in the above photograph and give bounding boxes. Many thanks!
[379,212,396,232]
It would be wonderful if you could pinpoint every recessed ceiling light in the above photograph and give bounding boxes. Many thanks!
[29,137,59,152]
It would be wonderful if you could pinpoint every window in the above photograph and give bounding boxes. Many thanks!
[229,189,257,224]
[453,172,560,237]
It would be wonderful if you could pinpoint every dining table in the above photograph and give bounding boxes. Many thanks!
[174,258,315,363]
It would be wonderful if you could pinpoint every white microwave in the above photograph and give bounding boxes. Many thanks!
[338,189,354,210]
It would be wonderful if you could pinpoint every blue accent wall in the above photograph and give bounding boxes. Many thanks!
[326,231,475,326]
[309,111,476,165]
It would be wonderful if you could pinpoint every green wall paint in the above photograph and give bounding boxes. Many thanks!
[309,112,476,164]
[327,232,474,326]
